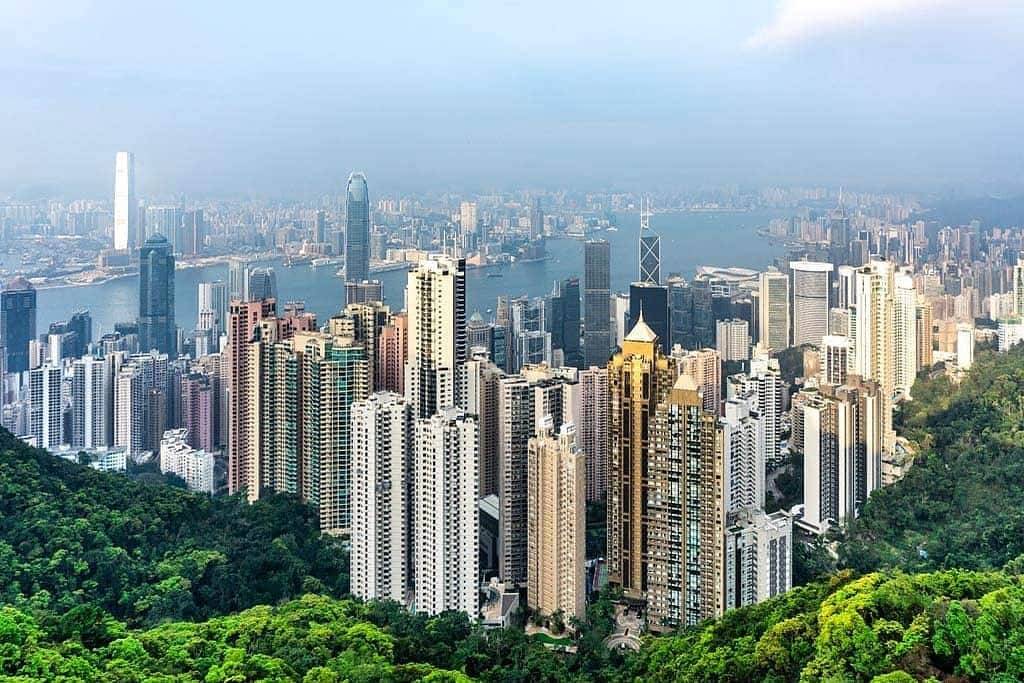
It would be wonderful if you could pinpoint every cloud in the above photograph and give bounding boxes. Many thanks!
[747,0,950,49]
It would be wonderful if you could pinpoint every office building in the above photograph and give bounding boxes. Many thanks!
[583,240,611,368]
[550,278,582,368]
[345,172,371,283]
[638,198,660,284]
[412,408,479,617]
[527,422,586,621]
[247,267,277,302]
[790,261,833,348]
[1,277,36,373]
[460,201,478,238]
[405,255,467,418]
[351,392,411,603]
[628,282,670,354]
[758,270,790,352]
[160,429,215,493]
[139,235,176,354]
[113,151,136,251]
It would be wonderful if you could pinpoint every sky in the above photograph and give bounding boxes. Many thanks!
[2,0,1024,198]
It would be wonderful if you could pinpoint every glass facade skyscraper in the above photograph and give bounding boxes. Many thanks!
[139,234,176,354]
[345,172,371,284]
[1,276,36,373]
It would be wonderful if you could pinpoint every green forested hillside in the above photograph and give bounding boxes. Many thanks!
[840,346,1024,573]
[4,569,1024,681]
[0,430,347,627]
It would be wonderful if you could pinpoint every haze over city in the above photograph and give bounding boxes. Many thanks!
[4,0,1024,197]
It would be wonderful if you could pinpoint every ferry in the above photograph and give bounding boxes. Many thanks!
[606,226,619,232]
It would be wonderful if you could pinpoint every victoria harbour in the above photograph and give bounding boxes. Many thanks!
[37,209,784,334]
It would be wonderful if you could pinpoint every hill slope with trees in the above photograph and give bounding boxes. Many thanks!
[0,429,348,626]
[840,346,1024,573]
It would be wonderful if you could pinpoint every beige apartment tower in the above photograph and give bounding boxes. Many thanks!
[527,422,586,621]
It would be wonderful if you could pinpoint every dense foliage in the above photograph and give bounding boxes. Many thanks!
[4,569,1024,681]
[840,346,1024,573]
[626,569,1024,682]
[0,429,348,627]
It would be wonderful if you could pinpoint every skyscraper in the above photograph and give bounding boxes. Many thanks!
[583,239,611,368]
[578,366,609,502]
[1,276,36,374]
[674,346,722,417]
[412,407,479,617]
[72,356,110,449]
[247,267,277,302]
[29,364,63,450]
[607,317,675,604]
[790,261,833,348]
[351,392,412,603]
[628,282,670,354]
[638,197,661,284]
[226,298,277,498]
[758,270,790,352]
[113,151,136,251]
[551,278,582,368]
[345,172,371,284]
[378,312,408,395]
[460,201,478,239]
[527,422,586,621]
[138,235,176,355]
[344,279,384,307]
[198,281,229,335]
[724,509,792,611]
[852,260,896,453]
[716,319,750,361]
[405,255,467,418]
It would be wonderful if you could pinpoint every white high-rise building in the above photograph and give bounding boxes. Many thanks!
[71,356,111,449]
[405,255,467,419]
[724,509,792,611]
[159,428,215,493]
[114,365,146,455]
[720,395,765,515]
[726,348,784,468]
[198,281,229,334]
[351,392,411,604]
[1013,257,1024,319]
[758,270,790,352]
[412,408,479,617]
[893,270,918,398]
[29,365,63,450]
[716,318,750,361]
[957,325,975,370]
[790,261,833,348]
[852,261,896,452]
[820,335,851,387]
[460,201,478,237]
[113,151,136,251]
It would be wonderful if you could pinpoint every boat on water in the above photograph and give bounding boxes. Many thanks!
[606,227,619,232]
[486,272,504,278]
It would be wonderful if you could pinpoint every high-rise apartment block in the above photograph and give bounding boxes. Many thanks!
[412,408,479,617]
[527,422,586,621]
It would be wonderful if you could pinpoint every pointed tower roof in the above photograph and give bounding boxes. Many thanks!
[674,373,698,392]
[624,308,659,344]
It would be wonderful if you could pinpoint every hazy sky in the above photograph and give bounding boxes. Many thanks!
[2,0,1024,197]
